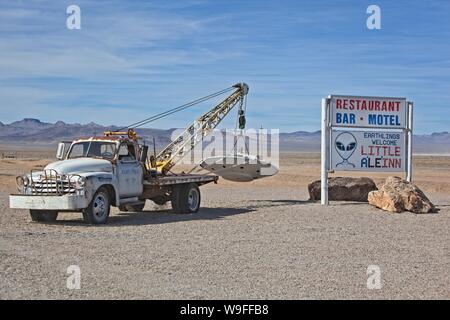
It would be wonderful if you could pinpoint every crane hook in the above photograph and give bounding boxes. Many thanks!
[238,109,246,130]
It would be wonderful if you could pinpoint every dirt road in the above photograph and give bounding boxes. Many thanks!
[0,153,449,299]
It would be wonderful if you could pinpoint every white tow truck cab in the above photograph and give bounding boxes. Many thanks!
[9,133,217,224]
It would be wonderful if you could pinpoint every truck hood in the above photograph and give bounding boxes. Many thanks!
[44,158,113,174]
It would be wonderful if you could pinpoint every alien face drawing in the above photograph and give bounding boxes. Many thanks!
[334,132,357,168]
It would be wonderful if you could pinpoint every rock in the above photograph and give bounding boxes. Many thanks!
[308,177,377,202]
[368,176,436,213]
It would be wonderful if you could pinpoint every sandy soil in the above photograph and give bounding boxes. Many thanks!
[0,149,449,299]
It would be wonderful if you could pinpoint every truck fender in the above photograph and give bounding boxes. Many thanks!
[82,173,120,207]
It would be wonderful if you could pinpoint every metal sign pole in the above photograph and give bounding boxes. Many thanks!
[321,98,329,205]
[406,101,413,182]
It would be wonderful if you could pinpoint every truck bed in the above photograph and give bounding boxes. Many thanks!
[143,174,218,186]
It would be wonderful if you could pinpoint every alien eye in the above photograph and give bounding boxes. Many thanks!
[336,142,345,151]
[347,142,356,151]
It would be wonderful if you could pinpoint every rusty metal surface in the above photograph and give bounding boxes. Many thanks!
[144,174,218,186]
[73,136,123,142]
[141,185,170,199]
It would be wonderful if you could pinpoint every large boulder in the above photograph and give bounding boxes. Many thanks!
[368,176,436,213]
[308,177,377,202]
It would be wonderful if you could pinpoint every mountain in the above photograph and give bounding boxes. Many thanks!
[0,119,174,147]
[279,130,321,151]
[0,118,53,137]
[0,119,449,154]
[413,132,450,154]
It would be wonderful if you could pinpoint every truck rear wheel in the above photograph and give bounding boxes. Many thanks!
[29,210,58,222]
[83,187,110,224]
[171,183,201,214]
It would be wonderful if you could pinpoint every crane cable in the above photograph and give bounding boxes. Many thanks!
[115,86,236,132]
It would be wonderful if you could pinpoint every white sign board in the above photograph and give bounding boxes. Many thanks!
[320,95,413,205]
[330,95,407,129]
[330,130,405,172]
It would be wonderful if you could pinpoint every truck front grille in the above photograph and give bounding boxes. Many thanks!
[26,169,82,196]
[30,180,76,195]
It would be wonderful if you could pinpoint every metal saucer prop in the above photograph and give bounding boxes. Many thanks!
[200,154,278,182]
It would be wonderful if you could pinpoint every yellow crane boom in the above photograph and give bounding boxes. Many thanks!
[153,83,249,174]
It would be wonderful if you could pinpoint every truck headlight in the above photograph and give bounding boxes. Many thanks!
[16,176,24,187]
[16,175,29,192]
[73,176,85,189]
[22,176,30,186]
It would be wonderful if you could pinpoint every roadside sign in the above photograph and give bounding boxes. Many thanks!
[320,95,413,205]
[330,95,407,129]
[330,130,405,172]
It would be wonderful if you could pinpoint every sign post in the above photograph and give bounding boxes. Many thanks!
[321,98,330,205]
[406,102,413,182]
[321,95,413,205]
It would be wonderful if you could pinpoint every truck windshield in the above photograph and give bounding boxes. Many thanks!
[67,141,117,160]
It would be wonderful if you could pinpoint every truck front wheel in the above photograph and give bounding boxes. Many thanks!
[29,210,58,222]
[83,187,110,224]
[171,183,201,214]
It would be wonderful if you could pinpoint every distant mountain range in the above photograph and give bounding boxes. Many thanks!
[0,118,174,148]
[0,118,449,154]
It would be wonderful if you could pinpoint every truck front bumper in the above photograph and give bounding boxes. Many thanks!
[9,194,89,211]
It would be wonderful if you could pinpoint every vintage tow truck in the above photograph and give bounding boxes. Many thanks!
[9,83,249,224]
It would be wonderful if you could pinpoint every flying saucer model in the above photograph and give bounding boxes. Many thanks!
[200,154,278,182]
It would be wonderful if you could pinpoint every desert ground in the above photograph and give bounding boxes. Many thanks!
[0,145,449,299]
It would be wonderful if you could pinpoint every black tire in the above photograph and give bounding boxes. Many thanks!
[82,187,110,224]
[124,202,145,212]
[171,183,201,214]
[29,210,58,222]
[171,186,182,213]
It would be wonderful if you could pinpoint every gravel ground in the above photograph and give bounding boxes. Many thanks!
[1,184,449,299]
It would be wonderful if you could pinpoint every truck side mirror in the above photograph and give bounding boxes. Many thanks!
[56,142,66,160]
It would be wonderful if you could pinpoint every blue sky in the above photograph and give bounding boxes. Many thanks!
[0,0,449,133]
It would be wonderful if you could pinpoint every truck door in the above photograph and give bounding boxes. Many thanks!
[116,142,143,198]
